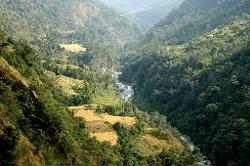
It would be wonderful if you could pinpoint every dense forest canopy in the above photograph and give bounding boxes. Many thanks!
[120,2,250,165]
[141,0,250,46]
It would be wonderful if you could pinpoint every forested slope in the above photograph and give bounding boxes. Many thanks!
[0,35,199,165]
[120,15,250,166]
[141,0,250,46]
[0,35,121,165]
[0,0,140,49]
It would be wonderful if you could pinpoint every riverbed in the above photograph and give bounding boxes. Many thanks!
[114,72,134,101]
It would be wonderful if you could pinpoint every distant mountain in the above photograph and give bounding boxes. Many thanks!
[141,0,250,46]
[99,0,185,30]
[99,0,148,12]
[0,0,140,49]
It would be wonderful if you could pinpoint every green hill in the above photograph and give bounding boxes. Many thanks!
[0,0,140,50]
[141,0,250,46]
[120,15,250,166]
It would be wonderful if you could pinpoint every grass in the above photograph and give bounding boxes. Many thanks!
[69,104,186,156]
[59,44,86,53]
[136,130,186,157]
[69,104,136,145]
[45,70,85,96]
[16,134,45,166]
[0,57,30,87]
[99,113,136,126]
[92,85,122,106]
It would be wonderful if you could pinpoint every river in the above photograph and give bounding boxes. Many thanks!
[114,72,134,101]
[114,72,211,166]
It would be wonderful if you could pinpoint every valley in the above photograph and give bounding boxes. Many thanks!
[1,0,250,166]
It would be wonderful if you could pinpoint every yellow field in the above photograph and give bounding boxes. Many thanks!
[59,44,86,52]
[69,105,185,155]
[57,64,80,69]
[137,133,185,156]
[69,105,136,145]
[90,132,118,146]
[99,113,136,125]
[45,70,84,96]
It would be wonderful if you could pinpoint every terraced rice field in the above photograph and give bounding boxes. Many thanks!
[137,134,185,156]
[69,105,186,156]
[69,105,136,145]
[59,44,86,52]
[45,70,84,96]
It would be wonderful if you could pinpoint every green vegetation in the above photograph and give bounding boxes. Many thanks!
[121,15,250,166]
[1,0,250,165]
[0,0,140,50]
[0,36,120,165]
[0,31,197,165]
[141,0,250,47]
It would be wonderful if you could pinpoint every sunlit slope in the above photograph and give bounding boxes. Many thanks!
[69,104,189,157]
[0,0,140,49]
[0,38,120,165]
[142,0,250,46]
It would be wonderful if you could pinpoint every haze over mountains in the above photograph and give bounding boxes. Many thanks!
[1,0,250,165]
[99,0,185,30]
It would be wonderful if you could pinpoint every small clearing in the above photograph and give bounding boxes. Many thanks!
[99,113,136,125]
[59,44,86,52]
[69,105,136,145]
[137,133,185,156]
[45,70,84,96]
[69,105,186,156]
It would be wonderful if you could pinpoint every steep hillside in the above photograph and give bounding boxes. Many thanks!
[120,15,250,166]
[0,36,120,165]
[0,0,140,49]
[99,0,184,30]
[142,0,250,46]
[0,32,199,165]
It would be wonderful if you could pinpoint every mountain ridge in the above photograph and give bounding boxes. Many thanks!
[0,0,141,49]
[141,0,250,46]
